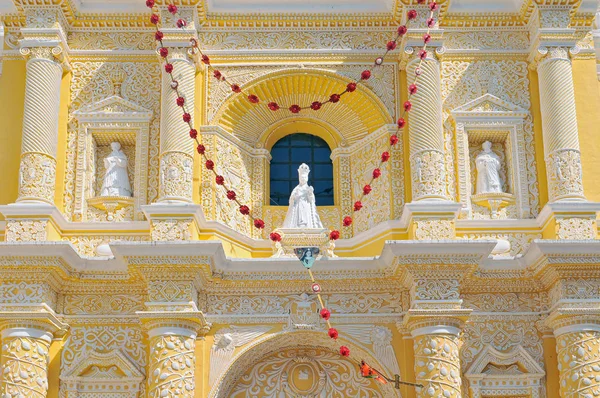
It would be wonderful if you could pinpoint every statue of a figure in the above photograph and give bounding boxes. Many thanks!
[100,142,132,197]
[283,163,323,229]
[475,141,502,194]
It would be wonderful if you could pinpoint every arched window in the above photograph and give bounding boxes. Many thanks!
[269,133,334,206]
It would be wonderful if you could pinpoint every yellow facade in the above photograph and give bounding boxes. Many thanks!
[1,0,600,397]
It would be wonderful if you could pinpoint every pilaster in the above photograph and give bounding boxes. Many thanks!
[400,201,462,240]
[143,203,203,241]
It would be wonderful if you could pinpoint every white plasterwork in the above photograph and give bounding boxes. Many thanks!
[465,345,545,398]
[452,94,531,220]
[73,95,152,222]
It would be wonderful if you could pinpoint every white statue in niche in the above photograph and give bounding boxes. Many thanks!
[283,163,323,229]
[475,141,503,194]
[100,142,132,197]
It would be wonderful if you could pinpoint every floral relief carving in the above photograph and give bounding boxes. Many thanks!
[147,334,196,398]
[413,279,460,301]
[462,292,549,313]
[0,282,57,309]
[150,219,192,241]
[148,281,196,303]
[62,294,144,315]
[556,331,600,397]
[68,32,156,51]
[414,334,462,398]
[160,152,194,201]
[539,9,571,29]
[1,336,51,398]
[414,220,454,240]
[444,31,529,50]
[557,218,596,240]
[5,219,48,242]
[547,149,584,201]
[64,235,150,257]
[411,150,446,200]
[461,233,541,257]
[18,153,56,202]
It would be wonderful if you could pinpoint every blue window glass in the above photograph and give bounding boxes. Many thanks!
[269,133,334,206]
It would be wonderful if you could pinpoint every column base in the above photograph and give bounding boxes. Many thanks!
[0,203,65,242]
[143,203,203,241]
[400,201,462,240]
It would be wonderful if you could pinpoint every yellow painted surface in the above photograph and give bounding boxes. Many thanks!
[543,337,560,398]
[573,60,600,203]
[0,60,26,211]
[47,338,65,398]
[529,69,549,209]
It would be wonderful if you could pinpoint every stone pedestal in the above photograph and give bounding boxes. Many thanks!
[143,203,202,241]
[270,228,331,258]
[401,202,462,240]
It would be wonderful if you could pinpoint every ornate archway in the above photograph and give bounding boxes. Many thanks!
[209,331,401,398]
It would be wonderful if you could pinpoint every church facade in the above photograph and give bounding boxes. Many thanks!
[0,0,600,397]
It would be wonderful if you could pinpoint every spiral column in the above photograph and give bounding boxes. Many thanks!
[158,48,197,203]
[536,47,585,202]
[17,47,64,204]
[406,49,447,201]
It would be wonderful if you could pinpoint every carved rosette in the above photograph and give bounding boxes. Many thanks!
[147,332,196,398]
[0,329,52,398]
[557,217,596,240]
[5,219,48,242]
[411,150,446,200]
[413,333,462,398]
[17,153,56,203]
[414,220,455,240]
[159,152,194,202]
[556,331,600,397]
[546,149,585,202]
[150,218,193,241]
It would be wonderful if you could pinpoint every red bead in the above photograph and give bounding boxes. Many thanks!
[150,14,159,24]
[340,346,350,357]
[386,41,397,51]
[354,201,363,211]
[361,70,371,80]
[254,219,265,229]
[197,144,205,154]
[268,102,280,111]
[168,4,177,14]
[423,34,431,44]
[176,19,186,28]
[329,230,340,241]
[182,113,191,123]
[373,168,382,179]
[329,93,340,103]
[427,18,436,28]
[155,31,164,41]
[189,129,198,139]
[418,49,427,59]
[404,101,412,112]
[397,25,407,36]
[390,135,399,146]
[205,160,214,170]
[417,0,426,3]
[381,152,391,162]
[176,97,185,107]
[226,190,236,200]
[429,1,438,11]
[201,55,210,65]
[346,82,357,92]
[363,185,372,195]
[164,63,173,73]
[248,94,259,104]
[311,283,321,293]
[343,216,353,227]
[213,70,223,80]
[320,308,331,320]
[231,84,241,93]
[289,104,301,114]
[397,118,406,128]
[215,175,225,185]
[269,232,282,242]
[146,0,155,8]
[407,9,418,20]
[239,205,250,215]
[328,328,339,340]
[409,84,418,94]
[311,101,322,111]
[159,47,168,58]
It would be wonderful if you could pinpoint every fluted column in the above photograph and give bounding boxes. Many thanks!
[0,326,53,398]
[410,324,463,398]
[406,48,447,201]
[536,46,585,202]
[146,322,198,397]
[17,47,64,204]
[158,47,196,203]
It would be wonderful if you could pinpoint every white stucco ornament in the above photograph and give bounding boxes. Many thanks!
[475,141,503,194]
[101,142,132,197]
[283,163,323,229]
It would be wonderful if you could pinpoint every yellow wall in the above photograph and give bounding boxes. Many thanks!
[0,60,26,211]
[573,59,600,203]
[529,69,549,209]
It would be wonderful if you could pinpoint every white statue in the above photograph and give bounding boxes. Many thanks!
[100,142,132,197]
[475,141,502,194]
[283,163,323,229]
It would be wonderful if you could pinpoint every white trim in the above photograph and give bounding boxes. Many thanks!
[1,327,53,343]
[410,325,461,337]
[554,323,600,337]
[148,326,198,339]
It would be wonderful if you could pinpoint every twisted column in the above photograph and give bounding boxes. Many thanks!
[17,47,63,204]
[146,322,198,398]
[536,46,585,202]
[159,48,196,203]
[411,325,463,398]
[554,324,600,397]
[406,49,447,201]
[0,326,53,398]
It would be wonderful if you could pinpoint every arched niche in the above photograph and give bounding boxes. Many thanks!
[209,331,401,398]
[211,68,393,148]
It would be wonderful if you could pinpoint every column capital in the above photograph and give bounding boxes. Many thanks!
[545,307,600,337]
[403,308,472,336]
[138,311,211,338]
[0,305,68,338]
[529,45,579,70]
